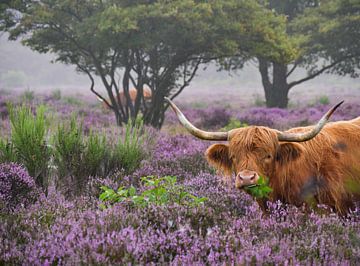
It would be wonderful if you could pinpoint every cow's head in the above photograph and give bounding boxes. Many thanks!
[165,97,343,190]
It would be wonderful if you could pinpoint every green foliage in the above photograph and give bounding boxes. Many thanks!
[317,95,330,105]
[0,138,16,163]
[221,118,248,131]
[50,89,62,100]
[83,130,110,177]
[8,104,50,189]
[244,176,273,199]
[50,113,148,193]
[253,93,266,107]
[291,0,360,77]
[53,115,85,192]
[99,176,208,208]
[3,0,297,127]
[21,89,35,102]
[113,118,145,174]
[63,96,82,106]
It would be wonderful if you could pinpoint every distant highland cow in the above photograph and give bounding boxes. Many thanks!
[99,87,152,110]
[166,97,360,215]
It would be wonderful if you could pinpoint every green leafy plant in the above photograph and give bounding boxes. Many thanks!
[244,176,273,199]
[8,104,50,189]
[99,176,208,208]
[221,118,248,131]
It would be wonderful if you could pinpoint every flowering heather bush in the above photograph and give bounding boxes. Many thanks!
[131,133,212,179]
[1,174,360,265]
[1,92,360,265]
[0,95,9,119]
[0,163,40,211]
[165,102,360,130]
[165,106,231,129]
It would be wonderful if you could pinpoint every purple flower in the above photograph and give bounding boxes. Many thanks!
[0,163,41,212]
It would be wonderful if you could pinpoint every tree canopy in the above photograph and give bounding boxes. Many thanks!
[2,0,296,127]
[229,0,360,108]
[293,0,360,78]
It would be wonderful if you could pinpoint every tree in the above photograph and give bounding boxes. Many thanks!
[293,0,360,78]
[241,0,360,108]
[3,0,295,126]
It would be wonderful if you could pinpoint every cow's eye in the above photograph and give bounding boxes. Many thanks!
[264,154,272,160]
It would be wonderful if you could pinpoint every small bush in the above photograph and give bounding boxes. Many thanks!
[53,115,85,194]
[113,118,145,174]
[63,96,82,106]
[21,89,35,102]
[83,130,110,177]
[221,117,248,131]
[0,163,40,211]
[318,95,330,105]
[0,138,16,163]
[53,117,113,195]
[200,108,231,129]
[50,89,62,100]
[8,104,50,189]
[253,93,265,107]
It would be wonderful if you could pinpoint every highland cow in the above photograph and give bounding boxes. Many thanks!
[99,87,152,109]
[165,97,360,215]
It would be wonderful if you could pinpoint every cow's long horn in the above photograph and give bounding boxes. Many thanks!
[277,101,344,142]
[165,97,229,141]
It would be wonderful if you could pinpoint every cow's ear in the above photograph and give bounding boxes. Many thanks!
[205,144,232,175]
[276,143,304,164]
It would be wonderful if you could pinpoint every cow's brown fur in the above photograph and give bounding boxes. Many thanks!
[206,117,360,215]
[102,87,152,109]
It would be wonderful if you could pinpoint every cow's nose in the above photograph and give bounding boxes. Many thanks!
[235,170,260,189]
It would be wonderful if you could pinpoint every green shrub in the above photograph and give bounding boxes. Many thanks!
[51,89,62,100]
[253,93,265,107]
[83,130,110,177]
[53,117,115,195]
[318,95,330,105]
[113,118,145,174]
[8,104,50,189]
[221,117,248,131]
[63,96,82,106]
[99,176,208,208]
[53,115,85,193]
[0,138,17,163]
[21,89,35,102]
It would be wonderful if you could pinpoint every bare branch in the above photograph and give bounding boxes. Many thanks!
[286,63,298,78]
[288,57,352,89]
[77,64,113,109]
[170,58,201,102]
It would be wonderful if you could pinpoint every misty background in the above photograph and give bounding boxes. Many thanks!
[1,34,359,106]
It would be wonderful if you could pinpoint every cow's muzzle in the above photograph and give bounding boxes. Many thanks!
[235,170,260,189]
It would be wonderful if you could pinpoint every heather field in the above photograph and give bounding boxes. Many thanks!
[2,89,360,265]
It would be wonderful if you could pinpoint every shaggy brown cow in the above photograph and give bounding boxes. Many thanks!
[165,97,360,215]
[99,87,152,109]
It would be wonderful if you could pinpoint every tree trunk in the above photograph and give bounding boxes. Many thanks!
[258,58,290,108]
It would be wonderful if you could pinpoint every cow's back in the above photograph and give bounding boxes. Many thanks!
[278,118,360,213]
